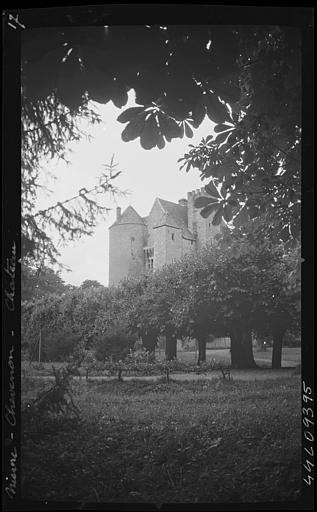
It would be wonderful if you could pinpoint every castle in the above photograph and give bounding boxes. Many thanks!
[108,187,221,286]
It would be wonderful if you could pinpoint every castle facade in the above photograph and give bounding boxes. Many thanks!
[108,187,221,286]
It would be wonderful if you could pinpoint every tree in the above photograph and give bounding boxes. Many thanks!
[22,284,108,358]
[22,27,123,265]
[170,256,219,365]
[168,225,300,369]
[216,226,300,369]
[21,293,70,360]
[79,280,105,289]
[22,25,301,244]
[129,267,183,360]
[251,245,301,368]
[115,276,159,355]
[179,27,301,246]
[40,327,81,362]
[94,329,135,362]
[21,261,70,301]
[22,127,122,266]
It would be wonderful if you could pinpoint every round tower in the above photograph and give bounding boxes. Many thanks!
[109,206,146,286]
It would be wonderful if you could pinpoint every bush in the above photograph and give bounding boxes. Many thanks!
[39,328,81,362]
[284,330,301,347]
[93,329,136,362]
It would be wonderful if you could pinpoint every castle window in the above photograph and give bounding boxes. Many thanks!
[130,237,135,257]
[171,233,174,240]
[144,247,154,272]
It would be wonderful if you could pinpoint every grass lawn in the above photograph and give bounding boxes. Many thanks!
[175,347,301,367]
[22,376,301,504]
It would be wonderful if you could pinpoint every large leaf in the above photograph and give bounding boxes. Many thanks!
[205,181,220,199]
[227,197,239,207]
[159,115,183,141]
[117,107,147,124]
[140,116,159,149]
[184,122,194,138]
[223,204,234,222]
[156,134,166,149]
[214,130,231,145]
[111,87,129,109]
[233,206,249,227]
[212,206,224,226]
[191,99,206,128]
[200,202,220,219]
[214,124,233,133]
[214,164,233,178]
[121,115,146,142]
[205,93,231,124]
[194,196,216,208]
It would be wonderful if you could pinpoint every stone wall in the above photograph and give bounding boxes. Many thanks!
[144,199,164,249]
[109,222,146,286]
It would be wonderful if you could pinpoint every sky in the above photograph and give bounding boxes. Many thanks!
[36,91,216,286]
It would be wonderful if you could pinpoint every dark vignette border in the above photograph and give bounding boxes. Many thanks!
[2,3,314,511]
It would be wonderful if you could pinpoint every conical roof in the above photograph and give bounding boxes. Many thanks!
[109,206,145,228]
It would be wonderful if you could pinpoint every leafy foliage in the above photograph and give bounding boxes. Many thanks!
[94,330,136,363]
[179,27,301,244]
[21,261,73,302]
[22,25,240,135]
[79,279,105,289]
[40,328,82,363]
[21,26,301,255]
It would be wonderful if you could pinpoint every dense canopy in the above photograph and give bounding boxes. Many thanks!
[22,25,301,248]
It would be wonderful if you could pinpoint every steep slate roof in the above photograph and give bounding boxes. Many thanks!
[109,206,145,228]
[155,198,195,240]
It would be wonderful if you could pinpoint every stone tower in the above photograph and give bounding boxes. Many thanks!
[109,206,146,286]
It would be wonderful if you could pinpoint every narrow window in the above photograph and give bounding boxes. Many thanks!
[171,233,174,240]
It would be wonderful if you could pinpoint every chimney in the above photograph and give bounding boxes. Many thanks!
[178,198,187,207]
[116,206,121,221]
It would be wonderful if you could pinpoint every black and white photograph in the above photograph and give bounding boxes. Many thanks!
[2,4,314,510]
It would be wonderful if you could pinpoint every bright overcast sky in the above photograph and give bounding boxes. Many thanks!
[36,90,216,286]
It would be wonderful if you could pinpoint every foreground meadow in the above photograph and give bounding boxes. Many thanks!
[22,377,301,504]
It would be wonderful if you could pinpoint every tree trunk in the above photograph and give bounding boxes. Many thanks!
[272,327,285,369]
[165,334,177,361]
[197,337,206,365]
[230,326,257,369]
[142,334,157,357]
